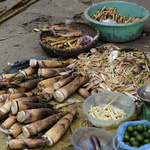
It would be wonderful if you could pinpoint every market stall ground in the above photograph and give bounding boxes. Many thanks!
[0,0,150,71]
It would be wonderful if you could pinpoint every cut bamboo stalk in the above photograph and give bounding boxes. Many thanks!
[38,74,69,90]
[0,0,40,24]
[42,109,76,146]
[38,67,72,78]
[42,86,55,101]
[7,138,47,150]
[53,75,74,90]
[22,112,67,138]
[8,122,24,138]
[54,74,89,102]
[0,92,36,102]
[0,0,24,17]
[29,59,73,68]
[1,116,17,129]
[11,101,52,115]
[17,108,58,123]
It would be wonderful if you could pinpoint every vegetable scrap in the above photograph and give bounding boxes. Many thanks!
[68,44,150,101]
[92,6,142,24]
[41,23,94,49]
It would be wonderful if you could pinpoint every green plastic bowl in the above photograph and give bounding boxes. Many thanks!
[84,1,149,43]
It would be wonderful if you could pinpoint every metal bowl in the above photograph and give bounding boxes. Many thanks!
[137,84,150,105]
[39,21,100,58]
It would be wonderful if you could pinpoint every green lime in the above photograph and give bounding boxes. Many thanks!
[131,141,140,147]
[125,142,131,146]
[136,125,144,133]
[132,131,139,137]
[135,134,144,143]
[130,137,136,143]
[147,129,150,133]
[132,145,139,148]
[124,134,130,142]
[143,139,150,144]
[144,126,147,131]
[142,131,150,139]
[147,126,150,130]
[127,125,134,133]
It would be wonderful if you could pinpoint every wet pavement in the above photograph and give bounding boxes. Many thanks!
[0,0,150,71]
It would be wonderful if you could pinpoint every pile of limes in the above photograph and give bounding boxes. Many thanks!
[123,124,150,148]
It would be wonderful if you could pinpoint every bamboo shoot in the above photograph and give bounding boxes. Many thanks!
[17,108,58,123]
[30,58,73,68]
[38,67,72,78]
[22,112,66,137]
[42,109,76,146]
[7,138,47,149]
[54,74,89,102]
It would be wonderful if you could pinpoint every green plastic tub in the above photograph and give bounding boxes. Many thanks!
[84,1,149,43]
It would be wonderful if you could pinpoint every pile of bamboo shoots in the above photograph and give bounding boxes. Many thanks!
[68,44,150,100]
[0,58,90,149]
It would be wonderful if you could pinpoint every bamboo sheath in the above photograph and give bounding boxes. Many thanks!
[22,112,67,138]
[30,59,73,68]
[7,138,47,150]
[42,109,76,146]
[54,74,89,102]
[17,108,58,123]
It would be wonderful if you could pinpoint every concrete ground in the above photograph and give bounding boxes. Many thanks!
[0,0,150,71]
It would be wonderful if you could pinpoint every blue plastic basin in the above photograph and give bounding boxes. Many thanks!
[84,1,149,43]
